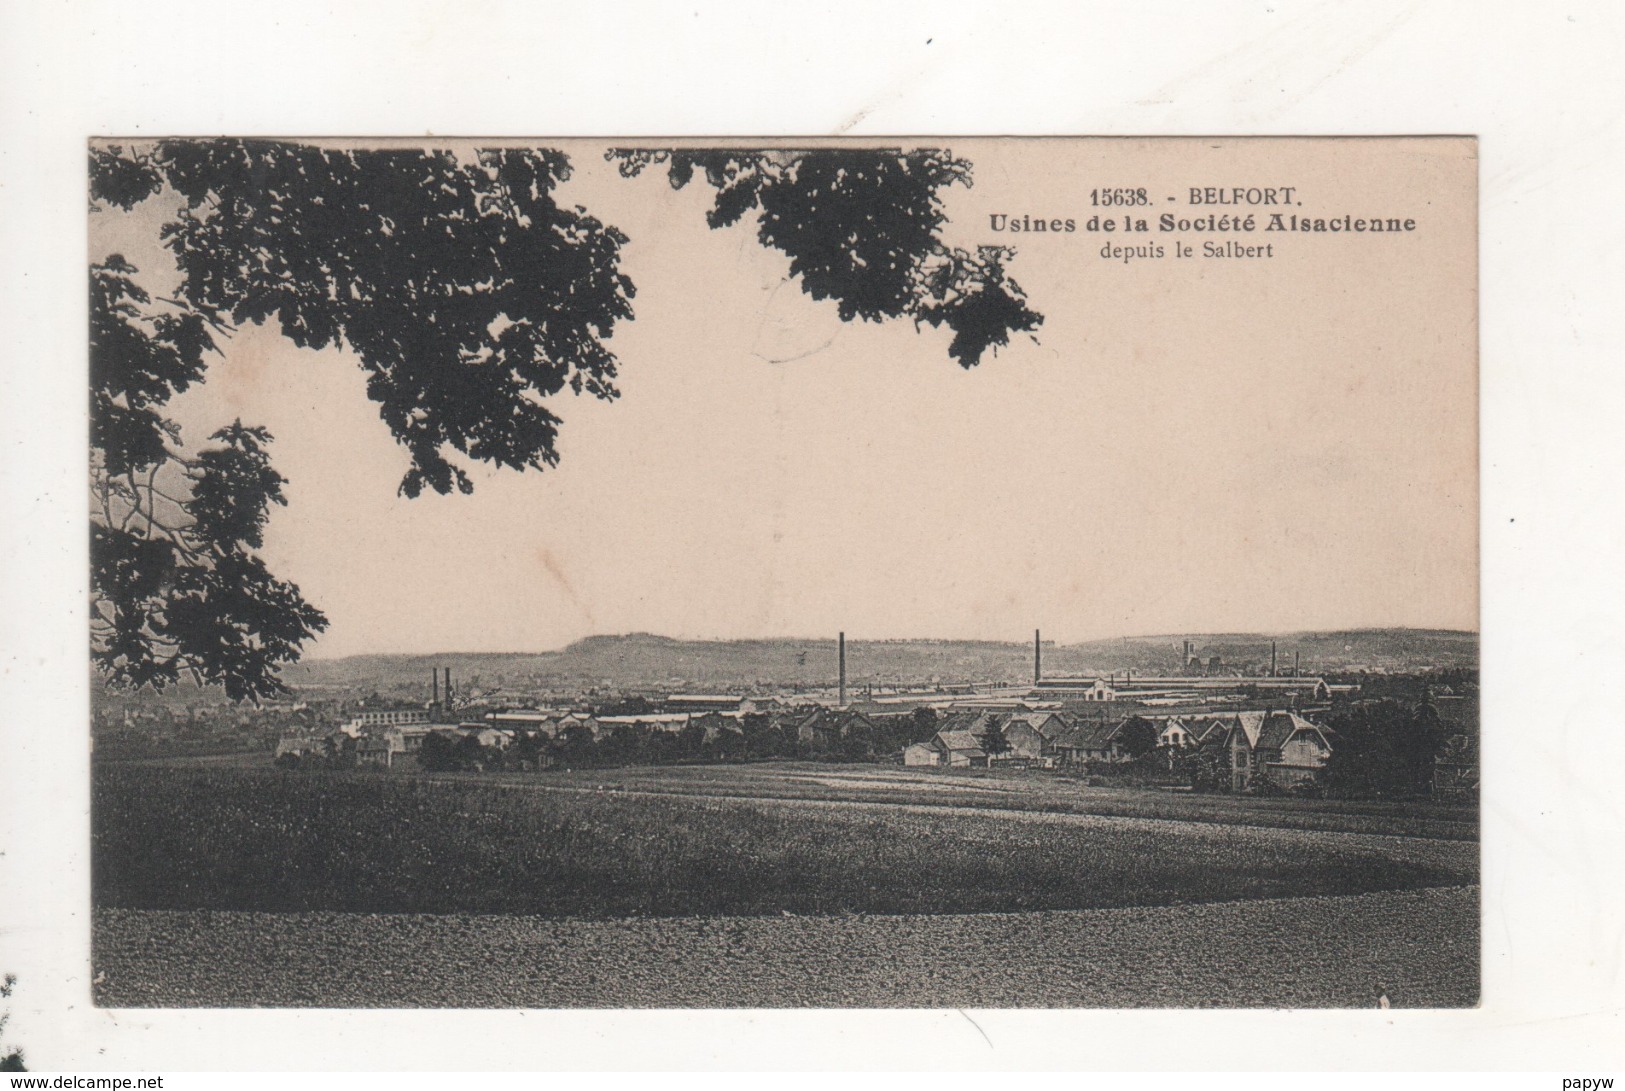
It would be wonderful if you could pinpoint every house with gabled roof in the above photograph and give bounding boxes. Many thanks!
[795,708,875,754]
[274,736,325,761]
[1224,710,1334,790]
[947,711,1007,739]
[796,710,884,759]
[1183,716,1231,747]
[835,710,881,738]
[458,724,514,750]
[902,741,941,767]
[996,715,1053,766]
[355,733,396,768]
[1023,712,1073,741]
[931,729,990,767]
[1051,718,1129,766]
[1157,716,1195,750]
[691,711,744,744]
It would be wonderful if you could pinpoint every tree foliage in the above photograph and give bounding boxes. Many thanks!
[416,731,461,772]
[93,140,636,498]
[89,140,638,701]
[90,415,328,702]
[1322,700,1446,799]
[90,246,326,702]
[89,140,1046,703]
[906,706,939,744]
[89,255,215,477]
[979,721,1013,757]
[1177,742,1230,794]
[611,148,1043,366]
[1115,716,1161,760]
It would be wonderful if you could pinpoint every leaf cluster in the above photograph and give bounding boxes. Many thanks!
[93,140,636,496]
[91,422,328,702]
[612,148,1043,366]
[89,255,216,476]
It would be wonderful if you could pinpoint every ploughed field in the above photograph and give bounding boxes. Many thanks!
[94,886,1478,1008]
[91,763,1479,1007]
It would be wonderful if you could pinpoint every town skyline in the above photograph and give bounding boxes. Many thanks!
[292,622,1480,662]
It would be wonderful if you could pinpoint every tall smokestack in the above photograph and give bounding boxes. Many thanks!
[1294,651,1300,678]
[838,632,847,708]
[1034,629,1042,685]
[444,667,452,707]
[1271,641,1278,677]
[432,667,440,707]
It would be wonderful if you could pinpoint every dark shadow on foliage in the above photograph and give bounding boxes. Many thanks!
[93,140,636,499]
[1322,700,1446,800]
[89,139,636,701]
[611,148,1044,366]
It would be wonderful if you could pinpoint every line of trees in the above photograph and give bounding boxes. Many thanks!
[416,709,946,772]
[268,699,1468,803]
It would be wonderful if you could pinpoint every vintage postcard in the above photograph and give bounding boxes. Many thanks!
[85,136,1477,1011]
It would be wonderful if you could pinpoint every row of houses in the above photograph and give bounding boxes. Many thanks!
[289,699,1339,790]
[901,708,1336,791]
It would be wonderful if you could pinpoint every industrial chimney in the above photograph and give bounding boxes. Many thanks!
[838,632,847,708]
[432,667,440,707]
[1270,641,1278,678]
[444,667,453,707]
[1294,651,1301,678]
[1034,629,1042,685]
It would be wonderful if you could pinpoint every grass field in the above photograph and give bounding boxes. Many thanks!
[94,763,1475,917]
[525,761,1480,841]
[116,753,1479,838]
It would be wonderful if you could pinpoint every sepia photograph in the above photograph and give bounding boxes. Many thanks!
[83,136,1480,1010]
[9,0,1625,1076]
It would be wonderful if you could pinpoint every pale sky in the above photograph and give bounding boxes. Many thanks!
[90,138,1478,657]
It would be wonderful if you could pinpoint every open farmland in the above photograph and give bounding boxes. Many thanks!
[92,762,1478,1007]
[93,886,1478,1008]
[94,764,1475,917]
[107,754,1479,839]
[522,761,1480,841]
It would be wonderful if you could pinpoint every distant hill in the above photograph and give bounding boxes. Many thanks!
[281,628,1478,698]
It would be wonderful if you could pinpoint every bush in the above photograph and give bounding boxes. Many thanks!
[1084,752,1185,788]
[416,731,464,772]
[1245,775,1287,798]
